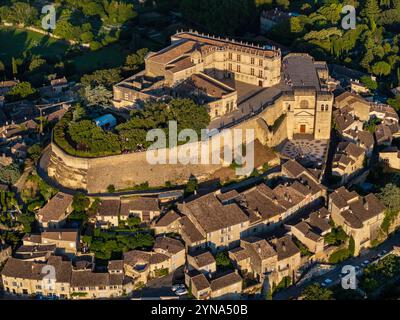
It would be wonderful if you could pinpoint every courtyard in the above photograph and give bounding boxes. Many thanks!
[277,139,329,168]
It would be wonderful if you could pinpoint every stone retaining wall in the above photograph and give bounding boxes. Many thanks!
[47,104,287,193]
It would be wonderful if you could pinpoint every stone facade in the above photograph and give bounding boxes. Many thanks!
[379,147,400,170]
[328,187,386,255]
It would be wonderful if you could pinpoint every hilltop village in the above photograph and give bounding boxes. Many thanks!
[0,0,400,302]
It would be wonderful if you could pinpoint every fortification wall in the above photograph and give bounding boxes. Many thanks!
[47,102,287,193]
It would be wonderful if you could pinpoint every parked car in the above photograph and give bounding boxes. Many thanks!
[361,260,370,267]
[321,278,332,287]
[172,284,185,292]
[175,288,188,296]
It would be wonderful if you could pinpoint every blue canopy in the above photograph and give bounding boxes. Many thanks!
[94,114,117,128]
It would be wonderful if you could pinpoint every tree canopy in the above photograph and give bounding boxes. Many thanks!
[302,284,334,300]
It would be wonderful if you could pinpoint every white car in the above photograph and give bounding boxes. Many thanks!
[172,284,185,292]
[175,288,188,296]
[361,260,370,267]
[321,278,332,287]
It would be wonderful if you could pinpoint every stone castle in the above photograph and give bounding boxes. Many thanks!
[47,31,334,193]
[113,30,333,140]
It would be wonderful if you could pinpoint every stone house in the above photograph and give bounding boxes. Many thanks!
[187,250,216,277]
[153,236,186,272]
[120,197,161,224]
[95,199,121,228]
[288,207,332,256]
[0,256,72,299]
[379,147,400,170]
[177,160,325,254]
[36,192,73,229]
[342,129,374,158]
[332,141,366,184]
[229,235,301,286]
[153,210,181,235]
[185,270,243,300]
[23,229,79,255]
[335,91,371,122]
[328,187,386,255]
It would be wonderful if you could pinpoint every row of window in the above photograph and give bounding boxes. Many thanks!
[228,53,264,67]
[320,104,329,111]
[227,63,263,77]
[75,285,120,291]
[287,102,330,111]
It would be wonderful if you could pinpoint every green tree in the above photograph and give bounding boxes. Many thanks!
[82,85,112,107]
[184,177,198,195]
[324,227,348,246]
[29,58,47,72]
[80,31,94,43]
[80,68,122,89]
[360,75,378,90]
[11,57,17,76]
[371,61,391,76]
[215,252,232,269]
[276,0,290,9]
[6,82,36,101]
[302,284,334,300]
[362,0,381,21]
[124,48,149,72]
[126,217,141,229]
[0,164,21,184]
[72,104,86,122]
[27,144,42,163]
[387,95,400,111]
[102,0,137,24]
[378,183,400,212]
[72,192,90,212]
[17,212,35,232]
[8,2,38,25]
[378,184,400,233]
[181,0,255,36]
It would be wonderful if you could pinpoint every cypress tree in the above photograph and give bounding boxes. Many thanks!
[11,57,17,77]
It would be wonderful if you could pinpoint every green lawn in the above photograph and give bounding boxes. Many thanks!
[0,27,69,64]
[71,44,127,73]
[0,26,131,78]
